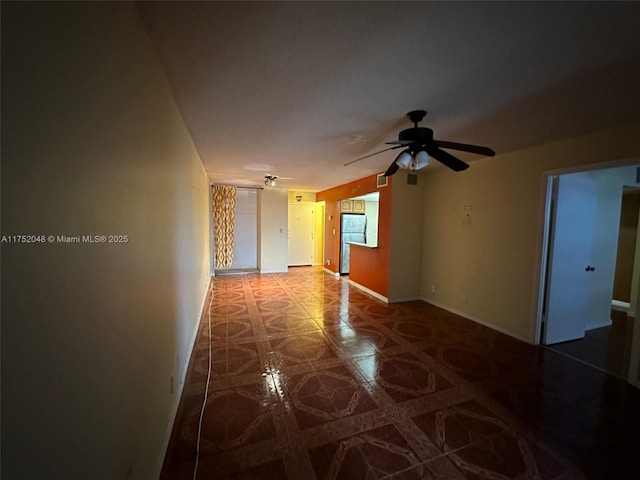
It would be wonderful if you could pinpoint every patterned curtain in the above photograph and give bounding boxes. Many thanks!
[212,185,236,269]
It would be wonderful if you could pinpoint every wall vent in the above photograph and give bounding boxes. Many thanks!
[407,174,418,185]
[376,173,388,188]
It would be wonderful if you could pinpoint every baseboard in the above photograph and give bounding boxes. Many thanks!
[215,268,258,275]
[155,277,212,479]
[323,267,339,277]
[348,280,389,303]
[388,296,422,303]
[420,297,532,344]
[259,268,288,274]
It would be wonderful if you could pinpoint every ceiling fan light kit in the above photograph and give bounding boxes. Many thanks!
[395,151,413,169]
[345,110,495,177]
[413,150,430,170]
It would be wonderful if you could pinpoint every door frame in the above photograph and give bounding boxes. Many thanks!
[533,157,640,386]
[533,175,555,345]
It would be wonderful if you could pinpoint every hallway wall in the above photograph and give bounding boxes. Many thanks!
[1,3,211,479]
[420,124,640,342]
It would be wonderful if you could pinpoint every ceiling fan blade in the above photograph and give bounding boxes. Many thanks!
[383,160,400,177]
[426,147,469,172]
[344,145,403,166]
[435,141,495,157]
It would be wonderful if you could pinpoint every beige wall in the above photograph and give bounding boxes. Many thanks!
[419,124,640,341]
[1,3,211,479]
[389,171,425,302]
[259,188,289,273]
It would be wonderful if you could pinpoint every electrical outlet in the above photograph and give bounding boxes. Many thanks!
[463,294,468,304]
[431,284,436,294]
[170,372,175,393]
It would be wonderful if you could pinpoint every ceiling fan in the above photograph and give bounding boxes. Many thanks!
[345,110,495,176]
[264,174,293,186]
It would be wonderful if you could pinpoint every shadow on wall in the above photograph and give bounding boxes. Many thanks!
[451,58,640,159]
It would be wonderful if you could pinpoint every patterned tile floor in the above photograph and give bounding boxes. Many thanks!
[161,267,640,480]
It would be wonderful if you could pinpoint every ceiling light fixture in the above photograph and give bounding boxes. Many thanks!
[264,174,278,186]
[413,150,430,170]
[395,151,412,169]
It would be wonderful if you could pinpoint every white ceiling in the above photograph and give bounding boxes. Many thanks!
[138,2,640,192]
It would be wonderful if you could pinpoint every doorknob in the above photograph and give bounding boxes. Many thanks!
[585,265,595,272]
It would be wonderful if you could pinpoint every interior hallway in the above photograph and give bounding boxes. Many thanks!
[161,267,639,479]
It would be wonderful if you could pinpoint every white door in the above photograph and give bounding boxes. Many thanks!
[543,175,598,344]
[288,204,314,266]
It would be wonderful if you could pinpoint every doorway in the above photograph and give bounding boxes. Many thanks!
[288,203,314,266]
[613,187,640,311]
[538,164,640,380]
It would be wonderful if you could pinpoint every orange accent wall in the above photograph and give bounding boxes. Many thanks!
[316,174,391,298]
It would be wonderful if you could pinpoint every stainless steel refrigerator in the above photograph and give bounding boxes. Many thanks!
[340,213,367,275]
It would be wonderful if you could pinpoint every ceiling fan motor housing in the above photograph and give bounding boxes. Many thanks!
[398,127,433,144]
